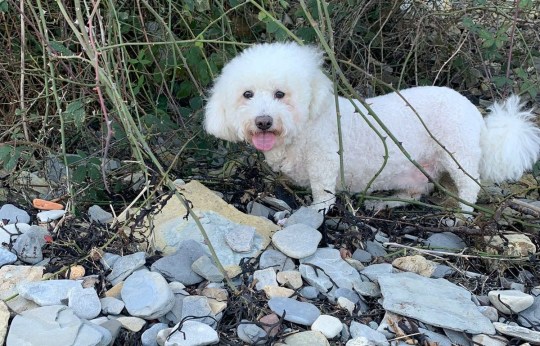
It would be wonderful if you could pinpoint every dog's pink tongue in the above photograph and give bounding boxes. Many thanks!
[252,132,276,151]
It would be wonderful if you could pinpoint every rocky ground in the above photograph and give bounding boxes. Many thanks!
[1,179,540,346]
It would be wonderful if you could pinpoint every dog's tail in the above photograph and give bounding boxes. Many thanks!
[480,95,540,183]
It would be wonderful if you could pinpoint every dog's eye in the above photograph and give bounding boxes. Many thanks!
[243,91,254,99]
[274,91,285,99]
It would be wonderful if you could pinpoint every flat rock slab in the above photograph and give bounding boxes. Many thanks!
[272,224,322,259]
[17,280,82,306]
[151,239,207,285]
[284,206,324,229]
[493,322,540,344]
[378,272,495,335]
[268,297,320,326]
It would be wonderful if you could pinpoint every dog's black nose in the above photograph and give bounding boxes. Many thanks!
[255,115,273,131]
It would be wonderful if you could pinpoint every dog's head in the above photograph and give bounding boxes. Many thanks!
[204,42,333,151]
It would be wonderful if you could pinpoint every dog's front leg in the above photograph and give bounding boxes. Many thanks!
[307,151,339,213]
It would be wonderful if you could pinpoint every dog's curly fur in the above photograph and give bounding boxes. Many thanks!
[205,42,540,213]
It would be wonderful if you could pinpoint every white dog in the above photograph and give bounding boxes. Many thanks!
[204,42,540,214]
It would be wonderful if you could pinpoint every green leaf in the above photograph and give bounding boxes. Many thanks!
[258,11,267,21]
[0,146,11,163]
[266,20,281,34]
[63,100,86,129]
[3,147,22,172]
[49,41,74,56]
[0,0,8,13]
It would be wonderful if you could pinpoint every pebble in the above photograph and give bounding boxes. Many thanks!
[248,201,273,218]
[485,233,536,257]
[0,265,44,313]
[100,252,120,269]
[311,315,343,339]
[259,313,280,337]
[360,263,394,283]
[88,205,113,224]
[100,297,125,315]
[180,295,216,327]
[337,297,355,315]
[237,321,267,345]
[67,286,101,319]
[0,204,30,224]
[0,223,31,244]
[253,267,278,291]
[99,319,122,344]
[300,286,320,299]
[121,269,175,319]
[346,337,372,346]
[141,323,169,346]
[493,321,540,344]
[425,232,466,252]
[272,224,322,259]
[0,301,8,345]
[12,226,49,264]
[263,286,294,299]
[224,225,255,253]
[151,240,206,285]
[284,331,329,346]
[36,210,66,222]
[0,247,17,266]
[378,272,495,334]
[477,305,498,322]
[334,287,360,304]
[353,281,381,297]
[284,206,324,229]
[350,321,389,345]
[106,251,147,285]
[277,270,303,289]
[471,334,508,346]
[115,316,147,332]
[299,264,333,294]
[268,297,321,326]
[392,255,437,277]
[488,290,534,314]
[6,305,108,346]
[352,249,372,263]
[17,279,82,306]
[191,255,224,282]
[418,328,452,346]
[161,320,219,346]
[518,287,540,327]
[259,249,295,271]
[365,240,387,257]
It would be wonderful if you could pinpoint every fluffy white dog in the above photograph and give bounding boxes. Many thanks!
[205,42,540,214]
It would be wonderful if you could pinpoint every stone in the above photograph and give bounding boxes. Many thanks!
[334,287,360,304]
[0,247,16,266]
[17,279,82,306]
[0,301,8,345]
[493,322,540,344]
[417,328,452,346]
[485,233,536,257]
[360,263,395,283]
[365,241,387,257]
[349,321,389,346]
[425,232,466,252]
[337,297,355,315]
[253,267,278,291]
[191,255,224,282]
[478,305,498,322]
[68,286,101,319]
[36,210,66,222]
[392,255,437,277]
[100,296,125,315]
[284,331,329,346]
[106,251,147,285]
[100,252,120,270]
[488,290,534,314]
[141,323,169,346]
[0,204,30,224]
[86,322,113,346]
[277,270,303,289]
[272,224,322,259]
[431,264,455,278]
[104,282,123,299]
[264,286,295,299]
[121,269,175,319]
[259,313,280,337]
[248,201,273,218]
[261,196,292,211]
[151,240,206,285]
[518,287,540,327]
[12,226,50,264]
[201,287,228,302]
[311,315,343,339]
[0,265,43,313]
[237,321,267,345]
[346,337,373,346]
[352,249,372,263]
[116,316,147,332]
[259,249,295,272]
[224,225,255,253]
[152,181,276,255]
[0,223,31,245]
[162,320,219,346]
[378,272,495,334]
[353,281,381,297]
[284,206,324,229]
[268,297,320,326]
[471,334,508,346]
[180,295,216,327]
[88,205,113,224]
[99,319,121,344]
[300,286,320,299]
[6,305,107,346]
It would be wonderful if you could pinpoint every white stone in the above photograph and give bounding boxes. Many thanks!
[37,210,66,222]
[311,315,343,339]
[253,268,278,291]
[493,322,540,344]
[472,334,508,346]
[272,224,322,259]
[337,297,355,315]
[163,320,219,346]
[488,290,534,314]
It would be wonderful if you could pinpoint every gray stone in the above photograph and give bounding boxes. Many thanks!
[300,248,363,292]
[378,272,495,334]
[417,328,452,346]
[106,251,146,285]
[162,320,219,346]
[365,241,387,257]
[272,224,322,259]
[0,265,43,313]
[268,297,320,326]
[88,205,113,224]
[191,256,224,282]
[352,249,372,263]
[0,223,31,245]
[488,290,534,314]
[0,247,16,266]
[180,295,216,327]
[18,279,82,305]
[100,296,125,315]
[164,294,187,324]
[300,264,333,294]
[253,268,278,291]
[85,322,113,346]
[493,322,540,344]
[425,232,466,252]
[284,331,329,345]
[36,210,66,222]
[68,286,101,319]
[444,328,472,346]
[248,201,272,218]
[350,321,389,346]
[353,281,381,297]
[151,240,206,285]
[6,305,106,346]
[284,206,324,229]
[98,319,122,345]
[12,226,50,264]
[334,288,360,304]
[142,323,169,346]
[472,334,508,346]
[360,263,394,283]
[100,252,120,269]
[261,196,292,211]
[300,286,320,299]
[225,225,255,253]
[431,264,455,278]
[237,321,267,345]
[259,249,295,271]
[121,269,175,319]
[518,287,540,327]
[0,301,8,346]
[0,204,30,224]
[478,306,498,322]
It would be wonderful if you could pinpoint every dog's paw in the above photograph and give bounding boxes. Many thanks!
[364,199,409,212]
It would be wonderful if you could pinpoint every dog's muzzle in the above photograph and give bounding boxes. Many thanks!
[255,115,273,131]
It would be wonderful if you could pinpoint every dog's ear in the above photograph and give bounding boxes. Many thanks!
[204,89,239,142]
[309,70,334,118]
